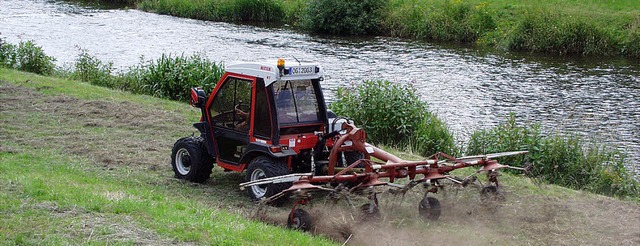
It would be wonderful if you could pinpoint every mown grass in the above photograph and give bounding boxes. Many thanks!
[1,68,639,244]
[129,0,640,58]
[0,68,335,245]
[0,149,334,245]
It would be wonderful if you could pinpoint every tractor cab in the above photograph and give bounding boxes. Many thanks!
[175,58,339,202]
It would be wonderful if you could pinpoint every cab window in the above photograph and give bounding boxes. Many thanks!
[273,79,320,125]
[210,77,252,131]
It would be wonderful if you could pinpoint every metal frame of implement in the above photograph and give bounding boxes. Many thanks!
[239,123,529,230]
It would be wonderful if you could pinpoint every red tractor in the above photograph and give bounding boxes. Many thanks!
[171,58,357,203]
[172,58,527,230]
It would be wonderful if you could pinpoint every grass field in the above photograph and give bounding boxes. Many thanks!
[1,68,639,244]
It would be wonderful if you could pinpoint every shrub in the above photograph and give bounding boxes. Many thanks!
[0,38,56,75]
[466,113,638,197]
[303,0,387,35]
[330,80,457,155]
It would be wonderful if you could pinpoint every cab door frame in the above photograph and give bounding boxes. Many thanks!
[204,73,257,172]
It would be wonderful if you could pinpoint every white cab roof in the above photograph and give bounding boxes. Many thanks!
[226,60,323,86]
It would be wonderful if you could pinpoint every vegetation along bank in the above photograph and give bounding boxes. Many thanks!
[83,0,640,58]
[2,38,637,198]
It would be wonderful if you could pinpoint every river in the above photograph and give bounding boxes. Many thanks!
[1,0,638,174]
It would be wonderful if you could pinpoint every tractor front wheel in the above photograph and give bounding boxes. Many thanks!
[245,156,291,205]
[171,137,213,183]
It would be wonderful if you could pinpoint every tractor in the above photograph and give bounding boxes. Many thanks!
[171,58,528,230]
[171,58,357,203]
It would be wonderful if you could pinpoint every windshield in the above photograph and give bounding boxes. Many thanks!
[273,79,321,125]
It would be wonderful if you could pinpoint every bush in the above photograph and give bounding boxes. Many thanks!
[330,80,457,155]
[466,114,639,197]
[0,38,56,75]
[303,0,387,35]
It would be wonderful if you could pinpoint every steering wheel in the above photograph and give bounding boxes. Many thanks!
[234,103,250,128]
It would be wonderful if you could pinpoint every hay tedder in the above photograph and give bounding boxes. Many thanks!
[171,58,528,231]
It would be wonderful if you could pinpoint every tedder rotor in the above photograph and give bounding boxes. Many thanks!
[240,123,528,231]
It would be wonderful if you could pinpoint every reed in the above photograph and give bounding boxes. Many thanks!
[138,0,285,22]
[466,113,639,198]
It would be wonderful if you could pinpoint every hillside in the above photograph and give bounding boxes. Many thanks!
[1,68,638,245]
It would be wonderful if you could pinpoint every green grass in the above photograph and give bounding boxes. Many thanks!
[130,0,640,57]
[1,68,639,245]
[0,68,335,245]
[0,150,333,245]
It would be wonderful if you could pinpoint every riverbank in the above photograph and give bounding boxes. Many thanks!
[2,68,639,244]
[128,0,640,58]
[2,37,637,198]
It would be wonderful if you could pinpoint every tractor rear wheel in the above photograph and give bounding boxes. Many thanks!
[245,156,291,205]
[287,208,312,231]
[171,137,213,183]
[418,196,441,221]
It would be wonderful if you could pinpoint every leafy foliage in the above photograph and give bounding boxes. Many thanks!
[330,80,457,155]
[0,38,56,75]
[303,0,388,35]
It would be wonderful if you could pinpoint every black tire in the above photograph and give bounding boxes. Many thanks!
[171,136,213,183]
[359,203,381,220]
[287,208,312,231]
[340,151,365,168]
[418,196,441,221]
[480,185,505,203]
[244,156,291,205]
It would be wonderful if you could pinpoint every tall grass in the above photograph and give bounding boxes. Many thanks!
[385,0,496,42]
[67,50,224,102]
[467,114,639,197]
[138,0,285,22]
[126,54,224,101]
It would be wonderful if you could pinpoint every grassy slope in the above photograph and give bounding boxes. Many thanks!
[1,68,638,244]
[0,68,334,245]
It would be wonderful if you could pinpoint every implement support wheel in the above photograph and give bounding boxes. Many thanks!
[418,196,441,221]
[287,208,312,231]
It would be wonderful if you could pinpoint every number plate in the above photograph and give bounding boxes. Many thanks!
[289,66,315,75]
